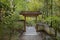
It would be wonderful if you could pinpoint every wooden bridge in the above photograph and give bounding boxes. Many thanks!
[15,11,56,40]
[19,26,54,40]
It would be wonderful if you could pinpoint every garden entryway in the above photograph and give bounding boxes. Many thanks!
[20,11,41,32]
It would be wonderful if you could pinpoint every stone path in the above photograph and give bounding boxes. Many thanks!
[19,26,42,40]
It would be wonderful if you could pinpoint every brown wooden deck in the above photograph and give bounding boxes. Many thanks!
[17,26,54,40]
[19,35,42,40]
[19,26,44,40]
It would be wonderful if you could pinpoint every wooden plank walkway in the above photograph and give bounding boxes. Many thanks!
[19,35,42,40]
[24,26,38,35]
[19,26,54,40]
[19,26,42,40]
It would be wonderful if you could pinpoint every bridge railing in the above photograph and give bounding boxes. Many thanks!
[36,22,55,36]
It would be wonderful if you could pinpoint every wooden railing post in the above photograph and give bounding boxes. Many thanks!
[36,16,38,32]
[24,16,26,32]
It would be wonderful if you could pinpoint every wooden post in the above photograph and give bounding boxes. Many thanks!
[24,16,26,32]
[36,16,38,32]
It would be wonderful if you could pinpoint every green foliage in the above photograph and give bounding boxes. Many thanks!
[45,16,60,29]
[0,0,60,40]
